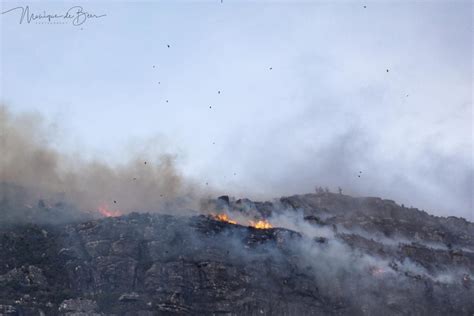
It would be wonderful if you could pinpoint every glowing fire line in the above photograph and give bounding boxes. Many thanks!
[212,213,273,229]
[249,219,273,229]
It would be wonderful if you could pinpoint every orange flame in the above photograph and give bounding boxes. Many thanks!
[97,205,122,218]
[249,219,273,229]
[211,213,273,229]
[212,213,237,225]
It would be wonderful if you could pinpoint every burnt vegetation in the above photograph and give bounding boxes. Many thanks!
[0,185,473,315]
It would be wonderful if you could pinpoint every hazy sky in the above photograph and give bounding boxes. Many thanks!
[1,0,472,218]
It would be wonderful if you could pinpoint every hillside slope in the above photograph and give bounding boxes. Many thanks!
[0,192,472,315]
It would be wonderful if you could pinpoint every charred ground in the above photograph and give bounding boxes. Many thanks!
[0,190,473,315]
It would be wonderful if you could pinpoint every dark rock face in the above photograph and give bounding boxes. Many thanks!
[0,193,473,315]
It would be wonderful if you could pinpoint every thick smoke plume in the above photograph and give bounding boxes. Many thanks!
[0,106,206,219]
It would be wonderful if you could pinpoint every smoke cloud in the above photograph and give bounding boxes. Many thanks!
[0,106,208,219]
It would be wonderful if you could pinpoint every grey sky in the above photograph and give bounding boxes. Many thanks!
[1,1,472,218]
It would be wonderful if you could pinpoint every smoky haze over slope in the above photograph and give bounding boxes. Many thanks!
[0,196,472,315]
[0,107,473,314]
[0,105,472,220]
[239,128,473,220]
[0,107,207,215]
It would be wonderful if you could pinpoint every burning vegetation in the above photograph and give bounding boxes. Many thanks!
[212,213,237,225]
[97,205,122,218]
[211,213,273,229]
[249,219,273,229]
